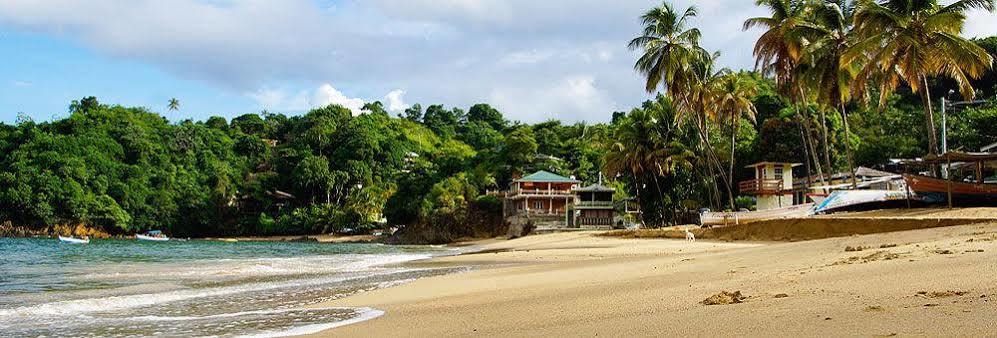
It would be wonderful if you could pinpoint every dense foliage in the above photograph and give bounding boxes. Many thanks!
[1,0,995,235]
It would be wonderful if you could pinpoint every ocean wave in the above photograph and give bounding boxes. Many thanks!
[239,307,384,338]
[72,253,433,282]
[0,254,430,319]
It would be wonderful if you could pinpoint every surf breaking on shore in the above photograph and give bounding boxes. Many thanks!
[0,239,468,337]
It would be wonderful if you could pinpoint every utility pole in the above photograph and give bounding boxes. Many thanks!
[941,96,947,154]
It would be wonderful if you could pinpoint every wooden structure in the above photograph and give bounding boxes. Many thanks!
[504,171,580,228]
[572,181,615,229]
[904,152,997,207]
[740,162,801,211]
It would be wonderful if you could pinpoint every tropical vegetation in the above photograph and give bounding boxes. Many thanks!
[1,0,996,239]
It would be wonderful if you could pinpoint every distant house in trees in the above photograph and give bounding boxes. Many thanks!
[503,170,618,231]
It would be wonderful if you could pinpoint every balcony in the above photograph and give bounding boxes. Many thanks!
[507,188,574,198]
[739,179,790,195]
[577,217,614,226]
[575,201,614,208]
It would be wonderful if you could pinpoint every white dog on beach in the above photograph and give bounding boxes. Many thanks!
[685,227,695,242]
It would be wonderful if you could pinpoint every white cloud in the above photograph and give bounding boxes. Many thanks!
[489,75,617,122]
[248,83,367,114]
[385,89,409,112]
[501,49,555,66]
[2,0,992,122]
[10,80,32,87]
[313,83,365,114]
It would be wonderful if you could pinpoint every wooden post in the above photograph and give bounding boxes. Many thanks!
[977,162,984,184]
[904,164,912,209]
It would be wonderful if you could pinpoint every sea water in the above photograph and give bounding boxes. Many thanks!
[0,238,462,337]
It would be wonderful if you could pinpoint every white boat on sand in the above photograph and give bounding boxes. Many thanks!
[58,236,90,244]
[700,203,815,227]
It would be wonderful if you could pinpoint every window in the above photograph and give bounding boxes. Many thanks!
[774,167,784,180]
[533,201,544,210]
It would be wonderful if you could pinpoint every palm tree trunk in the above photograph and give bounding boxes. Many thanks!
[729,115,738,210]
[921,76,940,156]
[650,173,667,226]
[797,85,828,188]
[695,115,736,211]
[819,108,833,173]
[798,123,814,191]
[840,103,857,188]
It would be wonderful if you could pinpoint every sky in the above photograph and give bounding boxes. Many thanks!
[1,1,996,124]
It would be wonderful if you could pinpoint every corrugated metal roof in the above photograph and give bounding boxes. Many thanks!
[514,170,579,183]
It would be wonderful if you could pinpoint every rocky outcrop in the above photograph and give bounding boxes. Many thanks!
[0,221,113,238]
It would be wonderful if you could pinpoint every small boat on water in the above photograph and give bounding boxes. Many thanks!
[58,236,90,244]
[136,230,169,242]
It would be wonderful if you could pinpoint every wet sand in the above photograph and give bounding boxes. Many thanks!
[310,221,997,337]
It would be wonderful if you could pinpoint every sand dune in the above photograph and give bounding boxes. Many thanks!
[312,222,997,337]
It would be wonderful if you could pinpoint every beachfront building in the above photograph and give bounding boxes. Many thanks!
[572,181,616,229]
[504,171,581,229]
[740,162,800,210]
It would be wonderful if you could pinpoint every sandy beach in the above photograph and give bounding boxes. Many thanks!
[312,219,997,337]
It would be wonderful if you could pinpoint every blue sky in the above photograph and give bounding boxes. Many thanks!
[1,0,995,124]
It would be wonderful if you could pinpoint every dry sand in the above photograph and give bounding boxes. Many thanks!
[311,221,997,337]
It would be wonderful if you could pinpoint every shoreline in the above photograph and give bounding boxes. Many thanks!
[309,221,997,337]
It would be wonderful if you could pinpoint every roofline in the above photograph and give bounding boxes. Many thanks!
[513,178,581,183]
[745,162,803,168]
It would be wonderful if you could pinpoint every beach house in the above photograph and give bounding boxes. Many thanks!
[504,170,627,230]
[504,171,580,229]
[572,179,616,229]
[739,162,800,210]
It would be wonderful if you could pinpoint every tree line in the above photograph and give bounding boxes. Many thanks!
[615,0,997,222]
[1,0,996,237]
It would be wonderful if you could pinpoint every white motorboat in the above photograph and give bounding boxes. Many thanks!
[136,230,169,242]
[58,236,90,244]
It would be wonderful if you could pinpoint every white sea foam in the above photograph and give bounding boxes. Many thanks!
[238,307,385,338]
[0,253,430,319]
[74,253,432,282]
[123,307,356,322]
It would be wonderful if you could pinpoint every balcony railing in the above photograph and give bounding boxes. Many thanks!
[739,179,789,194]
[577,217,614,226]
[575,201,614,208]
[508,189,574,197]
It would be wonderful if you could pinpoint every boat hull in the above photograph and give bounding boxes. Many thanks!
[136,234,170,241]
[814,190,910,213]
[58,236,89,244]
[904,174,997,203]
[700,203,815,227]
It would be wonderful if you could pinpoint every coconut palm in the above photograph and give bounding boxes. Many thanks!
[847,0,995,156]
[629,1,709,95]
[743,0,809,91]
[712,72,759,200]
[604,96,695,223]
[168,98,180,111]
[798,0,861,186]
[745,0,829,188]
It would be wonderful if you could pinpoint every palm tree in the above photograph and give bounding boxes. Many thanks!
[799,0,861,186]
[168,98,180,111]
[629,1,709,96]
[744,0,808,91]
[712,72,759,200]
[630,1,729,210]
[848,0,995,156]
[604,96,694,224]
[745,0,829,189]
